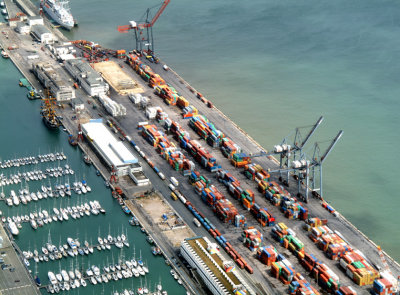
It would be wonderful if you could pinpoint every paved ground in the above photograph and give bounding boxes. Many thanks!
[0,226,40,295]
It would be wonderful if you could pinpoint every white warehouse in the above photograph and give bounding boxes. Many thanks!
[180,237,254,295]
[82,119,138,176]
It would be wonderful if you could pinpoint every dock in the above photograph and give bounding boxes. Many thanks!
[0,0,399,294]
[0,224,40,295]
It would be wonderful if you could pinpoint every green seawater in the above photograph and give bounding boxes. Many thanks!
[0,53,186,294]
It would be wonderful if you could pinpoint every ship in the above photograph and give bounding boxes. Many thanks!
[41,0,74,30]
[41,90,60,130]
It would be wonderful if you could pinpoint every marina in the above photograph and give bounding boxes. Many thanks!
[0,0,399,294]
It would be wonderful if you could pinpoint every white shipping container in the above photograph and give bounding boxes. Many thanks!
[158,172,165,180]
[168,184,175,191]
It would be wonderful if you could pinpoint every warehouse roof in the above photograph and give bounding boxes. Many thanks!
[82,120,138,168]
[31,24,51,36]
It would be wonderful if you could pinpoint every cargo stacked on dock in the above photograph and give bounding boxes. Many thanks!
[214,199,238,223]
[372,278,396,295]
[242,227,263,252]
[257,245,279,266]
[271,255,296,285]
[244,163,270,182]
[289,273,321,295]
[339,251,379,286]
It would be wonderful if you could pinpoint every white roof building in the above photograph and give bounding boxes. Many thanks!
[31,24,55,44]
[180,237,255,295]
[82,119,139,176]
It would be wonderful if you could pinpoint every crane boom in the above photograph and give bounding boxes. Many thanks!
[145,0,170,28]
[319,130,343,164]
[296,116,324,150]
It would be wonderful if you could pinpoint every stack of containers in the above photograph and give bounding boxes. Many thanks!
[220,137,241,158]
[242,227,263,251]
[177,96,190,108]
[317,233,353,261]
[283,235,305,258]
[241,189,255,210]
[149,73,165,88]
[244,163,270,182]
[257,245,279,266]
[289,273,320,295]
[336,286,358,295]
[308,225,332,243]
[372,278,395,295]
[272,223,289,243]
[141,124,162,147]
[271,256,295,285]
[300,253,319,272]
[139,64,154,82]
[327,243,353,261]
[214,199,238,223]
[234,215,247,227]
[312,262,340,292]
[340,251,379,286]
[201,185,224,207]
[169,119,221,172]
[306,217,328,229]
[250,204,275,227]
[156,109,168,122]
[182,105,198,119]
[281,200,309,220]
[230,152,251,168]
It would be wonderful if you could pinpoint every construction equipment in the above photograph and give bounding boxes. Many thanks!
[118,0,170,53]
[377,246,400,294]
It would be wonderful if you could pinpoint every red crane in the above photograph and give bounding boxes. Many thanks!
[118,0,170,54]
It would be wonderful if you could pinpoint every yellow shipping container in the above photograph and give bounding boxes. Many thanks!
[288,243,296,253]
[298,251,305,260]
[278,223,288,231]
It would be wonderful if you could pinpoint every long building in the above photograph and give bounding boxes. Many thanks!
[64,58,109,97]
[82,119,149,186]
[32,61,75,101]
[180,237,255,295]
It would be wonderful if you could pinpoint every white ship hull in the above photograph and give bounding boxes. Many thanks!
[42,0,74,30]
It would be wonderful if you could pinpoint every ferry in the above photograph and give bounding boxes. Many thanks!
[41,0,74,30]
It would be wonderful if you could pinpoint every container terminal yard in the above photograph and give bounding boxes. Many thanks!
[0,0,400,295]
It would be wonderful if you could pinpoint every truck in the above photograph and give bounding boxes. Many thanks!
[193,218,201,227]
[158,172,165,180]
[170,177,179,187]
[170,192,178,201]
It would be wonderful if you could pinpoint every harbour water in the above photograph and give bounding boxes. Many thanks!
[0,0,399,290]
[0,56,186,294]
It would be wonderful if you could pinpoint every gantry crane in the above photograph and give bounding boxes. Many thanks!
[118,0,170,53]
[246,116,324,185]
[268,130,343,202]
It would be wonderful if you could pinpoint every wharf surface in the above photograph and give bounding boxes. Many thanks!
[0,1,399,294]
[0,224,40,295]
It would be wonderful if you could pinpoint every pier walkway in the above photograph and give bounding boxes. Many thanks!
[0,225,40,295]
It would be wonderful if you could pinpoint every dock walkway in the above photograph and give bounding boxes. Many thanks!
[0,225,40,295]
